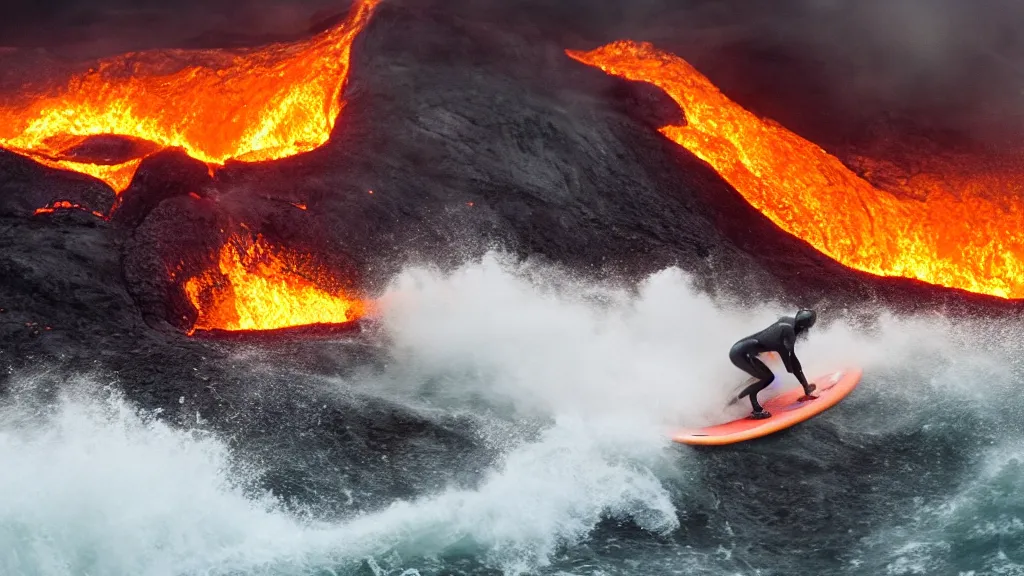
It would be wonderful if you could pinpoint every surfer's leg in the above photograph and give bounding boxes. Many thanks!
[729,340,761,377]
[730,341,774,418]
[737,356,774,418]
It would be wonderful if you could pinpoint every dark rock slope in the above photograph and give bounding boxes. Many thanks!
[3,0,1021,383]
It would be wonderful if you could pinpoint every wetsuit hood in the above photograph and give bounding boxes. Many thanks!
[794,308,817,334]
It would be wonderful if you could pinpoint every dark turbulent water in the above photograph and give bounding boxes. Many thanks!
[2,254,1022,576]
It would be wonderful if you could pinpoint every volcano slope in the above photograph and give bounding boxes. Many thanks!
[1,0,1024,569]
[114,0,1024,328]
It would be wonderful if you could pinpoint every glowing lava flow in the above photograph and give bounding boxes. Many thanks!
[567,41,1024,299]
[184,235,363,333]
[34,200,107,219]
[0,0,379,193]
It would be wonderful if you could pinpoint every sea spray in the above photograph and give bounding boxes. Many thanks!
[5,254,1024,575]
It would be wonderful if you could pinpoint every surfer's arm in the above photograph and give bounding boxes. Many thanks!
[781,328,813,393]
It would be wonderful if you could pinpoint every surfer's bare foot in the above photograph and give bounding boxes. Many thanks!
[805,384,817,394]
[749,410,771,420]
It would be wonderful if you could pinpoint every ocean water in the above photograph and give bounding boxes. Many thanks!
[2,252,1021,576]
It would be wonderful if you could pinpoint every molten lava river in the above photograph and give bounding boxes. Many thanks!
[0,0,379,333]
[184,235,364,334]
[0,0,379,194]
[568,41,1024,299]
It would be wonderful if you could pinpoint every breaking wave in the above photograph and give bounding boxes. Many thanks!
[4,252,1023,575]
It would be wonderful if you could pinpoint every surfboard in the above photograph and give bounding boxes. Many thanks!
[673,367,863,446]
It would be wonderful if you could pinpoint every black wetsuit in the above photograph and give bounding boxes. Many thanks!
[729,316,812,414]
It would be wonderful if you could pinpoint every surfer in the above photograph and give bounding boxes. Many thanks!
[729,309,818,420]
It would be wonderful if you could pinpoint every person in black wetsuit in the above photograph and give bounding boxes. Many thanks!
[729,309,818,419]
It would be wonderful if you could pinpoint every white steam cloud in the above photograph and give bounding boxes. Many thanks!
[374,252,937,428]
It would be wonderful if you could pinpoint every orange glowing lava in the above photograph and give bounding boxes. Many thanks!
[0,0,379,193]
[34,200,107,219]
[184,234,363,333]
[567,41,1024,299]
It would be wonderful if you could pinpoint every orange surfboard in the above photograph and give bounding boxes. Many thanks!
[673,367,863,446]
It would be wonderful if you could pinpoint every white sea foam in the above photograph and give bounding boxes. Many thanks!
[5,252,1020,576]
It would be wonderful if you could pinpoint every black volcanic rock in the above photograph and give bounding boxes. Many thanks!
[182,2,738,298]
[111,148,214,229]
[0,215,141,366]
[121,195,230,332]
[607,78,687,130]
[0,149,115,218]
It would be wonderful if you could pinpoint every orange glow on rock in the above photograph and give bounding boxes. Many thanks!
[33,200,107,219]
[0,0,379,193]
[567,41,1024,299]
[184,234,363,333]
